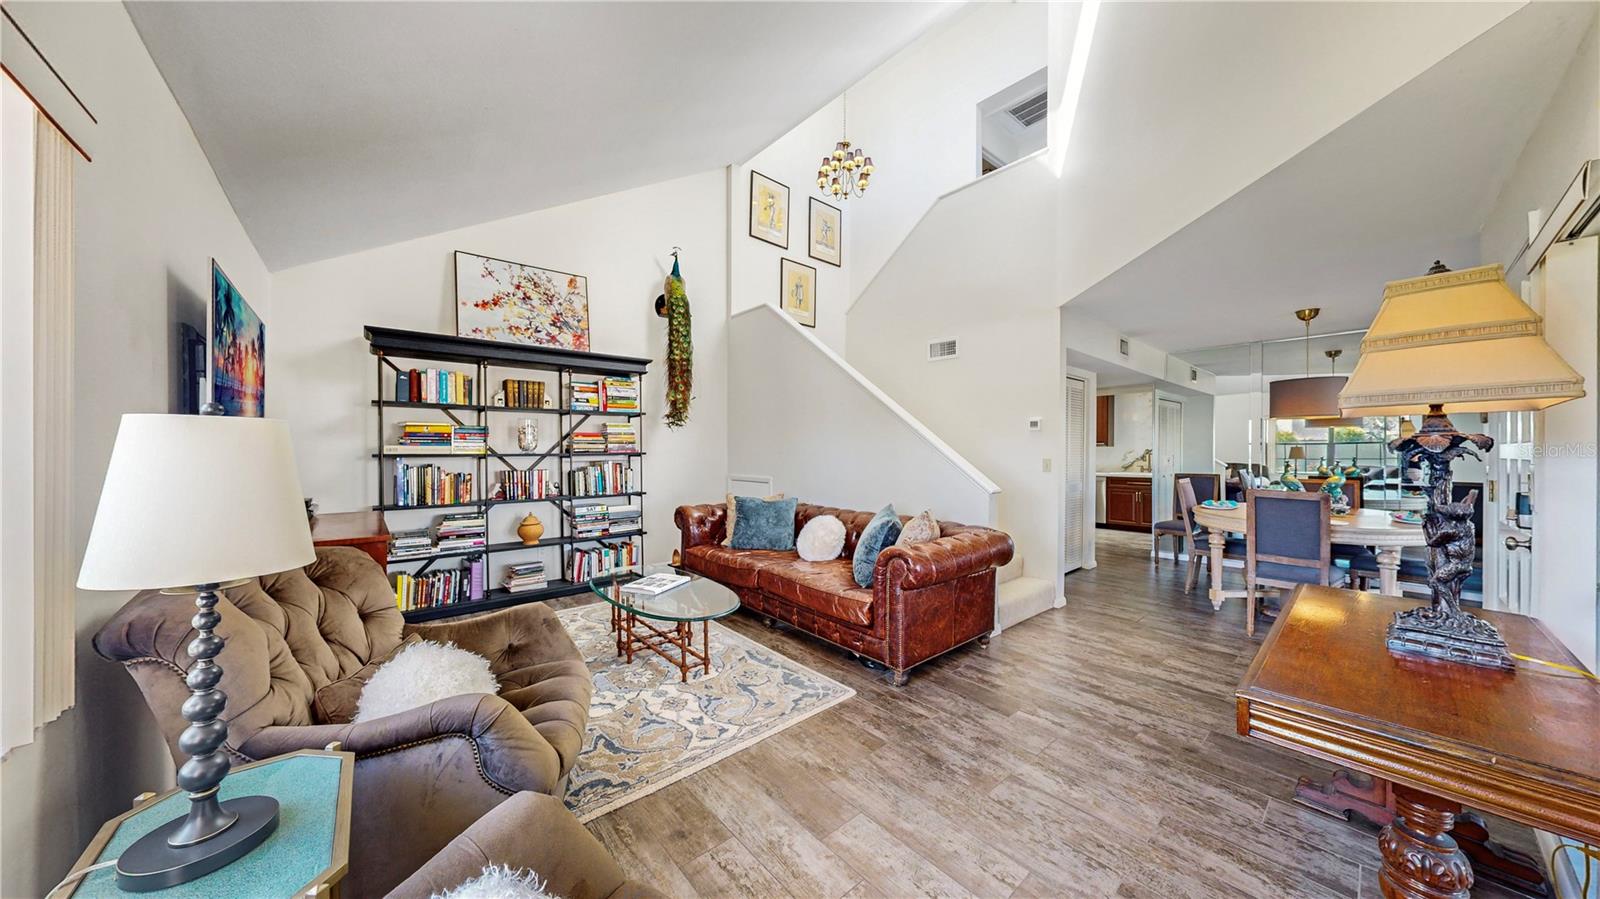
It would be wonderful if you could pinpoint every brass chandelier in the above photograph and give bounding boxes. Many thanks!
[818,94,874,201]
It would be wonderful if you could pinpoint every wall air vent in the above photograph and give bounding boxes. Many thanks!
[1007,91,1049,128]
[928,338,959,361]
[1118,338,1130,357]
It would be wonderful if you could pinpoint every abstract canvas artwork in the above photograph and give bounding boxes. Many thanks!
[780,258,817,328]
[210,260,265,416]
[749,170,789,249]
[808,197,841,267]
[455,251,590,350]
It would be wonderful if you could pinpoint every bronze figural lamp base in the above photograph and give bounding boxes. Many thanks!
[1384,405,1513,670]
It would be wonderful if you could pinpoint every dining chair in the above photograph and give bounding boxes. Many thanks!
[1177,477,1245,595]
[1244,489,1348,636]
[1153,472,1221,567]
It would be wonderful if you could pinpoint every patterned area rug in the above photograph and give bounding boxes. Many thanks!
[558,601,855,822]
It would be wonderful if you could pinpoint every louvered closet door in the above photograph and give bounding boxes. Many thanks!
[1064,376,1087,572]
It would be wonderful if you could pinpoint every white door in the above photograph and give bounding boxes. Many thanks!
[1154,398,1183,522]
[1482,412,1535,614]
[1063,376,1087,572]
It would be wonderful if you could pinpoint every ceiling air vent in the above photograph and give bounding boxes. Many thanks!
[1007,91,1049,128]
[1118,338,1130,357]
[928,338,959,361]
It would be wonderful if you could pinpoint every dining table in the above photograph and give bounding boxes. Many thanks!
[1190,503,1426,606]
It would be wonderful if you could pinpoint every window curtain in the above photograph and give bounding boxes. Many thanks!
[32,109,73,728]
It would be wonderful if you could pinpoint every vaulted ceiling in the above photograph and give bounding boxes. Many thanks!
[126,1,959,270]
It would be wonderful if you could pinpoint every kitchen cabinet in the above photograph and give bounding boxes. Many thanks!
[1095,395,1114,446]
[1102,476,1153,530]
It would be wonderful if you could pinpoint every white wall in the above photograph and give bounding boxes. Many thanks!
[730,99,851,352]
[846,2,1048,306]
[729,305,998,528]
[0,4,272,894]
[269,171,730,579]
[1095,388,1152,472]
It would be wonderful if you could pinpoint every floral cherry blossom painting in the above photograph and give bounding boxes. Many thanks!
[455,250,590,350]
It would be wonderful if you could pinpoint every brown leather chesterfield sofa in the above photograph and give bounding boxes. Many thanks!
[94,547,593,898]
[675,502,1013,685]
[389,792,664,899]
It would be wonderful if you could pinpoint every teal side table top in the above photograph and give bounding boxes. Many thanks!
[73,752,350,898]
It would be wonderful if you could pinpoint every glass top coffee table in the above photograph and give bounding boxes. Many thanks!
[588,563,740,681]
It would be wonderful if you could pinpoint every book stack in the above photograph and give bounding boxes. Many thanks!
[387,421,453,453]
[388,528,435,561]
[396,368,474,405]
[435,512,486,553]
[569,379,602,412]
[394,558,483,612]
[567,541,636,582]
[495,468,553,501]
[393,460,474,507]
[451,425,487,453]
[600,377,639,413]
[502,561,549,594]
[602,422,638,453]
[502,379,547,409]
[568,461,638,497]
[571,501,641,538]
[567,428,606,454]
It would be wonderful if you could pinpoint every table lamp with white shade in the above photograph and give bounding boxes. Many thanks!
[1340,262,1584,669]
[78,413,314,890]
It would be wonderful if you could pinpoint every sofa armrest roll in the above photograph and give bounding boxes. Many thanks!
[875,528,1015,592]
[674,503,728,549]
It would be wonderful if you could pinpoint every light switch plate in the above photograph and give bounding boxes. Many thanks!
[1042,457,1052,472]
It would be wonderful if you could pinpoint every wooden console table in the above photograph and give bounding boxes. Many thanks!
[1236,586,1600,899]
[310,510,389,568]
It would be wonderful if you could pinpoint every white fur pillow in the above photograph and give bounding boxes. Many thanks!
[796,514,846,561]
[433,865,552,899]
[354,640,499,723]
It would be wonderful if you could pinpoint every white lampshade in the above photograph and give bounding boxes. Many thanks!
[78,415,315,590]
[1340,264,1585,416]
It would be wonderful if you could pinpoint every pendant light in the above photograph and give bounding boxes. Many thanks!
[1269,307,1354,422]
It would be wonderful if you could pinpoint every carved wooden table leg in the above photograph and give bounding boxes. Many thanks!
[1207,528,1225,610]
[1295,769,1393,825]
[1378,786,1472,899]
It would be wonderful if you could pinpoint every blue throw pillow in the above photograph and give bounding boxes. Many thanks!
[729,496,798,551]
[852,505,903,587]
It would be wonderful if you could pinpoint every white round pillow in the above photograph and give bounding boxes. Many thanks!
[796,514,847,561]
[355,640,499,723]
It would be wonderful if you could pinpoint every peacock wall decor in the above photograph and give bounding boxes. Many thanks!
[661,250,693,428]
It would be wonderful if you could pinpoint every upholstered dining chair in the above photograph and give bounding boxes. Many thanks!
[1154,472,1221,567]
[1244,489,1349,636]
[1177,477,1245,595]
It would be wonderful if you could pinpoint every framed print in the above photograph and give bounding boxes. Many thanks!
[749,170,789,248]
[454,250,590,350]
[808,197,841,267]
[779,258,817,328]
[210,259,265,416]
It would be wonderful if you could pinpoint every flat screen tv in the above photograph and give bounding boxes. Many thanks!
[210,259,265,416]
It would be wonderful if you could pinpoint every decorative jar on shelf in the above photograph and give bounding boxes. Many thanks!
[517,514,545,545]
[515,418,538,451]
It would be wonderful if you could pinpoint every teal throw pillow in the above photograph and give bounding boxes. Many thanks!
[730,496,798,551]
[852,505,902,587]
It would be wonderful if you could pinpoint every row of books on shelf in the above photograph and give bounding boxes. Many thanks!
[567,542,636,582]
[493,468,556,501]
[395,368,475,405]
[394,560,485,612]
[573,501,642,539]
[503,378,548,409]
[389,512,487,560]
[568,461,639,497]
[568,376,638,413]
[384,422,487,455]
[393,461,475,507]
[567,422,637,454]
[502,560,548,594]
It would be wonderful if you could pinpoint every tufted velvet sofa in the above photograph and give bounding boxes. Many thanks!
[675,502,1013,685]
[94,547,592,898]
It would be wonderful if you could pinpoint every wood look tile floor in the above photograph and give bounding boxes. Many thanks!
[565,531,1539,898]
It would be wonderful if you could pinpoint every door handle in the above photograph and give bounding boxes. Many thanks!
[1504,535,1532,552]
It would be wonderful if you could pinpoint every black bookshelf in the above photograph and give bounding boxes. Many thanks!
[366,325,649,622]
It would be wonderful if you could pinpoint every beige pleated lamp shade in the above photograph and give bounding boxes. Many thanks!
[1340,264,1585,416]
[78,414,315,590]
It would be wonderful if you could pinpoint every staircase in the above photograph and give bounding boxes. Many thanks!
[995,555,1059,633]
